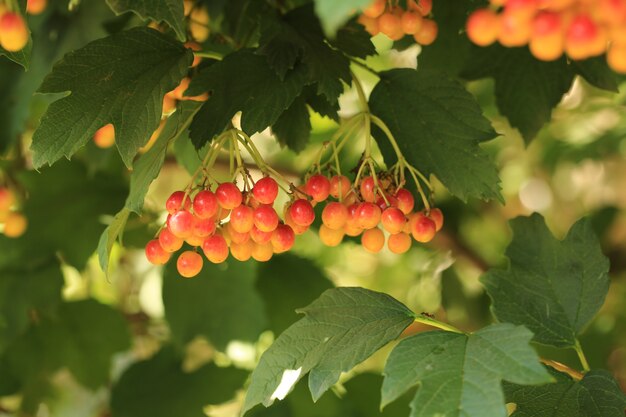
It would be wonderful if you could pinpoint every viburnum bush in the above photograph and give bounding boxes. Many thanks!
[1,0,626,416]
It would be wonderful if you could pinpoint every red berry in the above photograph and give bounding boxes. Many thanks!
[284,209,310,235]
[0,187,15,212]
[253,177,279,205]
[395,189,415,214]
[145,239,171,265]
[193,217,216,237]
[168,210,194,238]
[428,208,444,231]
[230,205,255,234]
[361,228,385,253]
[388,232,412,254]
[322,202,349,230]
[216,182,242,209]
[359,176,377,202]
[177,251,203,278]
[305,174,331,202]
[0,12,28,52]
[166,191,191,214]
[376,194,398,211]
[202,235,229,263]
[158,227,184,252]
[381,207,406,234]
[254,204,279,232]
[250,225,273,244]
[271,224,295,253]
[356,202,382,230]
[288,199,315,227]
[193,190,219,219]
[410,212,436,243]
[226,222,250,244]
[329,175,352,199]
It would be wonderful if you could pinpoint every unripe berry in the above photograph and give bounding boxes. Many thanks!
[177,251,203,278]
[361,228,385,253]
[357,202,382,230]
[363,0,386,18]
[216,182,242,209]
[166,191,191,214]
[93,124,115,148]
[168,210,194,238]
[230,204,255,233]
[250,225,273,244]
[466,9,500,46]
[410,212,436,243]
[329,175,351,199]
[230,240,254,261]
[254,204,279,232]
[288,199,315,227]
[253,177,279,205]
[322,202,349,230]
[381,207,406,234]
[414,18,438,45]
[251,243,273,262]
[193,190,219,219]
[305,174,331,202]
[271,224,295,253]
[0,12,28,52]
[202,235,229,263]
[319,224,345,247]
[388,232,412,254]
[395,189,414,215]
[145,239,171,265]
[2,212,27,238]
[359,176,377,203]
[401,11,423,35]
[159,227,184,252]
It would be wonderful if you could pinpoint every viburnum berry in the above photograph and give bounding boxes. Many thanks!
[322,202,349,230]
[395,188,415,214]
[230,204,255,234]
[401,11,423,34]
[288,199,315,227]
[414,18,438,45]
[27,0,47,15]
[145,239,171,265]
[254,204,279,232]
[0,187,14,212]
[193,190,219,219]
[216,182,242,209]
[250,225,273,244]
[466,9,500,47]
[202,234,229,264]
[230,240,254,262]
[0,12,28,52]
[93,124,115,149]
[363,0,385,18]
[168,210,195,238]
[271,223,295,253]
[428,207,444,231]
[356,202,382,230]
[361,228,385,253]
[388,232,412,254]
[193,217,216,237]
[284,209,310,235]
[329,175,351,199]
[166,191,191,214]
[253,177,279,205]
[305,174,331,202]
[158,227,184,252]
[177,251,203,278]
[319,224,345,247]
[359,176,377,203]
[185,233,205,247]
[251,242,273,262]
[381,207,406,234]
[376,194,398,211]
[411,0,432,16]
[2,212,27,238]
[410,212,437,243]
[226,223,250,244]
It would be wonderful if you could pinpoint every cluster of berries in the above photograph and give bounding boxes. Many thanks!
[305,173,442,254]
[358,0,438,45]
[467,0,626,72]
[145,177,297,278]
[0,186,27,238]
[0,0,45,52]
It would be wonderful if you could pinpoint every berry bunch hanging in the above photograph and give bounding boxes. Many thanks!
[467,0,626,72]
[145,76,444,279]
[358,0,438,45]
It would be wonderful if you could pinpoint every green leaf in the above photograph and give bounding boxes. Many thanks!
[480,214,610,348]
[0,38,32,70]
[105,0,186,41]
[382,324,552,417]
[369,68,502,202]
[313,0,370,36]
[330,20,376,59]
[187,49,308,148]
[461,45,575,142]
[571,56,619,93]
[505,367,626,417]
[271,95,312,153]
[110,346,248,417]
[242,287,415,414]
[97,207,131,276]
[163,260,267,351]
[31,27,192,168]
[256,254,333,335]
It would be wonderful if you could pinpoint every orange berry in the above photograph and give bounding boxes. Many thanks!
[504,0,539,19]
[288,199,315,227]
[159,227,184,252]
[271,224,295,253]
[428,208,444,231]
[395,189,415,214]
[3,212,27,238]
[565,14,605,60]
[168,210,195,238]
[216,182,243,210]
[363,0,386,18]
[361,228,385,253]
[607,44,626,72]
[251,242,273,262]
[27,0,47,15]
[226,222,250,244]
[356,202,382,230]
[185,233,205,247]
[177,251,203,278]
[145,239,171,265]
[401,11,423,35]
[378,12,404,40]
[193,190,219,219]
[0,12,28,52]
[202,235,229,263]
[410,212,436,243]
[319,224,345,247]
[411,0,432,16]
[388,232,412,254]
[381,207,406,234]
[193,217,216,238]
[93,124,115,149]
[254,205,279,232]
[466,9,500,46]
[329,175,352,200]
[358,14,380,36]
[230,240,254,262]
[322,202,349,230]
[414,18,438,45]
[0,187,15,212]
[250,225,273,244]
[498,12,531,47]
[305,174,331,202]
[230,204,255,234]
[359,176,377,203]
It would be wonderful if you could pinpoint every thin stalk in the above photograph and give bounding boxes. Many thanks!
[413,315,464,334]
[574,339,591,373]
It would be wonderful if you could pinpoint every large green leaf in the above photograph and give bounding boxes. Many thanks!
[505,367,626,417]
[31,27,192,168]
[271,95,312,153]
[242,287,416,414]
[106,0,186,41]
[382,324,552,417]
[187,49,308,148]
[163,260,267,351]
[369,68,502,202]
[110,346,248,417]
[313,0,370,36]
[256,254,333,335]
[481,214,610,348]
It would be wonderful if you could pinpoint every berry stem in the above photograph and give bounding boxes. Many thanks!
[194,51,223,60]
[413,314,464,334]
[235,131,293,193]
[574,339,591,373]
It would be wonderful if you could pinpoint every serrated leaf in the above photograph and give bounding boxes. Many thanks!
[257,14,303,79]
[571,56,619,93]
[480,214,610,348]
[187,49,308,148]
[242,287,415,414]
[256,254,333,335]
[105,0,186,41]
[461,45,575,143]
[97,207,131,276]
[382,323,552,417]
[313,0,371,36]
[163,260,267,351]
[31,27,192,168]
[505,367,626,417]
[369,68,502,202]
[272,95,312,153]
[330,20,376,59]
[110,346,248,417]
